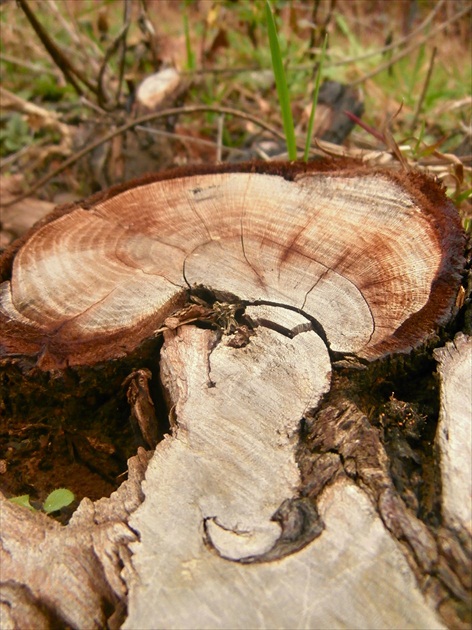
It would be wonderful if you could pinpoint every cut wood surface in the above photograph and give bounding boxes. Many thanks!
[158,323,330,563]
[0,161,463,368]
[0,160,468,629]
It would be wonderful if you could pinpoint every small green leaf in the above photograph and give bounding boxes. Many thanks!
[454,188,472,205]
[43,488,75,513]
[9,494,36,511]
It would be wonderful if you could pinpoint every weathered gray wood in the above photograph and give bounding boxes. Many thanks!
[435,333,472,535]
[124,324,444,630]
[0,450,151,629]
[127,477,445,630]
[159,322,330,560]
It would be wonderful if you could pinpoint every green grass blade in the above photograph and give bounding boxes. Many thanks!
[304,33,328,162]
[413,119,426,156]
[265,0,297,161]
[183,13,195,71]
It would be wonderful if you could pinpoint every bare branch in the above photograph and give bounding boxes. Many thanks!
[17,0,98,96]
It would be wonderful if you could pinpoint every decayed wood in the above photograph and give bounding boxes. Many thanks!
[0,160,468,629]
[124,324,444,629]
[158,322,330,562]
[128,473,445,629]
[0,449,151,629]
[433,333,472,627]
[434,333,472,536]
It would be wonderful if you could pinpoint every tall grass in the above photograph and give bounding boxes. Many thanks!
[265,2,327,162]
[265,0,297,160]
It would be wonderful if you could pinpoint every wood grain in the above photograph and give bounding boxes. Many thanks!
[0,161,463,368]
[435,333,472,536]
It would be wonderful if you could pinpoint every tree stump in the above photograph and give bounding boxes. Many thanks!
[0,160,469,629]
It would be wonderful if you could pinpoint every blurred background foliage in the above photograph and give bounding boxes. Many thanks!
[0,0,470,223]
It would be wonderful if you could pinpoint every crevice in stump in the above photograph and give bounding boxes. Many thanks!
[0,335,169,505]
[297,359,471,627]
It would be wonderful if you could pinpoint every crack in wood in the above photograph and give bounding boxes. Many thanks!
[203,497,325,564]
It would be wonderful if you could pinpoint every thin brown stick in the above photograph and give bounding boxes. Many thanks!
[182,0,466,85]
[3,106,288,208]
[134,125,246,157]
[17,0,83,96]
[115,0,132,106]
[216,115,225,163]
[47,0,82,47]
[62,1,103,62]
[410,46,437,132]
[327,0,444,67]
[0,143,35,170]
[137,0,160,67]
[61,0,103,73]
[0,53,58,76]
[97,20,131,110]
[0,87,72,151]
